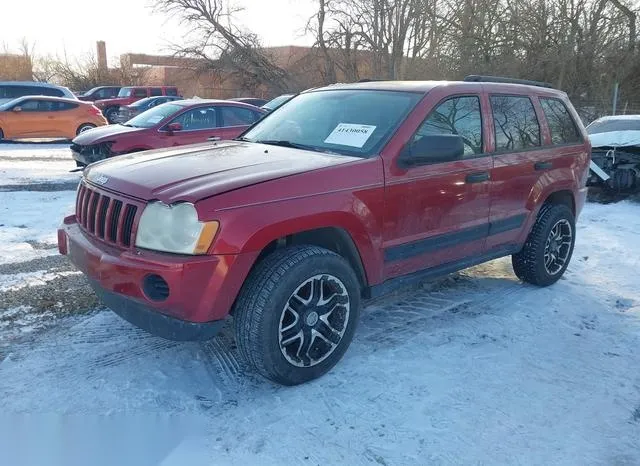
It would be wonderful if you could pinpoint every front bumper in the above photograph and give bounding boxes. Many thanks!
[58,220,257,341]
[89,279,224,341]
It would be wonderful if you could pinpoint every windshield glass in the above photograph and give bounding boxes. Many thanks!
[0,98,20,111]
[118,87,133,98]
[130,97,155,108]
[125,103,182,128]
[244,90,422,157]
[587,118,640,134]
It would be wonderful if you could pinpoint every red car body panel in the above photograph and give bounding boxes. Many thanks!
[71,100,266,165]
[58,80,591,333]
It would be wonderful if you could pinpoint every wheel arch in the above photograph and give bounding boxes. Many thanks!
[253,226,369,290]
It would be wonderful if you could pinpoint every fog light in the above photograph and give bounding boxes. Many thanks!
[142,274,170,302]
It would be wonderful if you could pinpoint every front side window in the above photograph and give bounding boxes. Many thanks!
[413,96,483,157]
[118,87,133,98]
[243,90,422,157]
[221,106,260,126]
[17,99,41,111]
[540,98,581,144]
[171,106,218,130]
[126,103,182,128]
[491,95,540,151]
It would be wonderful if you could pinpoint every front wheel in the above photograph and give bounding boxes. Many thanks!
[512,204,576,286]
[234,246,361,385]
[0,128,4,140]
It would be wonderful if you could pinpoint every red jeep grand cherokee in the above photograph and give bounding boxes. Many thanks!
[58,76,590,385]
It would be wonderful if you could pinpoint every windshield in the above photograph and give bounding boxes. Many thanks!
[263,94,293,110]
[125,103,182,128]
[244,90,422,157]
[587,118,640,134]
[130,97,155,108]
[118,87,133,98]
[0,98,20,111]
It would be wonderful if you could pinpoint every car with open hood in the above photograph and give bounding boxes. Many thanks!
[59,76,590,385]
[70,99,265,166]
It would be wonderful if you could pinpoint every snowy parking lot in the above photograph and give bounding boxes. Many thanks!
[0,143,639,465]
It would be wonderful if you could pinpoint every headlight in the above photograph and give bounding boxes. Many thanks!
[135,202,219,255]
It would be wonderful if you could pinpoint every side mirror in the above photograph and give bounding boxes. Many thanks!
[165,122,182,134]
[13,106,22,113]
[399,134,464,168]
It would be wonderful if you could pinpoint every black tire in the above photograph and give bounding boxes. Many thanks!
[512,203,576,286]
[0,128,4,140]
[234,245,361,385]
[76,123,96,135]
[104,107,119,124]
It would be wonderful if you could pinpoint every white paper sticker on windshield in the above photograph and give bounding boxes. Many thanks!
[324,123,376,148]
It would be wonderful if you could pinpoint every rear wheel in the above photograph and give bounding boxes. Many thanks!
[512,204,575,286]
[0,128,4,140]
[76,123,96,135]
[234,246,361,385]
[104,107,119,124]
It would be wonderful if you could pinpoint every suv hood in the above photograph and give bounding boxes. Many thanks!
[72,124,145,145]
[84,141,360,203]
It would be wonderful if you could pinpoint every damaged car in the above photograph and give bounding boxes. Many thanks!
[586,115,640,193]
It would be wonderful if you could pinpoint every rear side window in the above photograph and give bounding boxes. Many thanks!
[0,85,63,99]
[540,98,581,144]
[413,96,483,157]
[491,95,540,151]
[133,88,148,98]
[150,88,163,96]
[165,88,178,96]
[221,106,260,126]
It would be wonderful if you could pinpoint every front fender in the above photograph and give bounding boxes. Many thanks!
[203,191,385,285]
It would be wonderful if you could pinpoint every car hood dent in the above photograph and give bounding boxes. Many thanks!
[84,141,361,203]
[72,124,146,144]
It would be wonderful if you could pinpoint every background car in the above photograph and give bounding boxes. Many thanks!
[586,114,640,192]
[0,96,107,141]
[228,97,268,107]
[78,86,122,102]
[0,81,77,105]
[95,86,180,123]
[71,99,265,166]
[261,93,294,112]
[114,95,184,123]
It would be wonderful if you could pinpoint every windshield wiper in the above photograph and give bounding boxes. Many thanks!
[255,139,325,152]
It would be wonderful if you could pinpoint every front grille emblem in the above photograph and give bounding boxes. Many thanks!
[93,174,109,185]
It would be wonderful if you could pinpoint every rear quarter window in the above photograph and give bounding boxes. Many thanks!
[539,98,582,144]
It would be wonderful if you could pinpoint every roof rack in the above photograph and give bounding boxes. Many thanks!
[463,75,554,89]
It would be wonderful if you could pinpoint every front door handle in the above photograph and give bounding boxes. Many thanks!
[534,161,553,170]
[465,172,490,184]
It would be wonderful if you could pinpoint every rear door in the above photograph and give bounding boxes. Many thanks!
[217,105,263,140]
[383,91,493,280]
[486,94,558,250]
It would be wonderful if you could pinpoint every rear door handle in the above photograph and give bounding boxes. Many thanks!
[465,172,490,184]
[534,161,553,170]
[208,136,221,141]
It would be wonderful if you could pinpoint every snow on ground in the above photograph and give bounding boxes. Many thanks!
[0,159,80,186]
[0,144,639,464]
[0,191,75,264]
[0,142,72,160]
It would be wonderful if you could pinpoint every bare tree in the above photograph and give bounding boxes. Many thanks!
[154,0,290,93]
